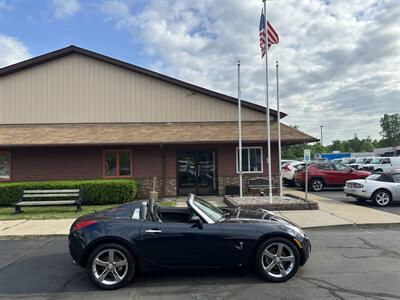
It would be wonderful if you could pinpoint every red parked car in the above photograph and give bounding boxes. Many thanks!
[294,162,371,192]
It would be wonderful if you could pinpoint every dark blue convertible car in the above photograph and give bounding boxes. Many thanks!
[69,194,311,289]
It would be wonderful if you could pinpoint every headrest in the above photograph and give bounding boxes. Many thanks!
[148,198,155,214]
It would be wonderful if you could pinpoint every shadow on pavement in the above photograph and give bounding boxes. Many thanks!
[0,249,264,296]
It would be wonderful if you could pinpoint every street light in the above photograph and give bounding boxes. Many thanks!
[320,125,324,146]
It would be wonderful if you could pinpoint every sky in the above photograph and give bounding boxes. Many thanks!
[0,0,399,145]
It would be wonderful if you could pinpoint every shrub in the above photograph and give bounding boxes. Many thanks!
[0,179,139,206]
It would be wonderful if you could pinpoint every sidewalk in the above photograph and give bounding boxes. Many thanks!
[282,188,400,228]
[1,192,400,237]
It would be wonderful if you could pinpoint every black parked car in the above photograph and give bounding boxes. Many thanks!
[69,194,311,289]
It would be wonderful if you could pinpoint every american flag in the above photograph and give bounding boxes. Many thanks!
[259,9,279,58]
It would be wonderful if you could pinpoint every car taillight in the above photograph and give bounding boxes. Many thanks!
[72,220,97,231]
[283,165,290,171]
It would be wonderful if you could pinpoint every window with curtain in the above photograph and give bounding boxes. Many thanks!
[0,152,11,181]
[236,147,263,173]
[103,150,132,178]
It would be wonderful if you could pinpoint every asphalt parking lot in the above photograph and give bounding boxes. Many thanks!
[0,227,400,300]
[308,188,400,216]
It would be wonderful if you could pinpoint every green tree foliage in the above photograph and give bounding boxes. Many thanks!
[281,114,397,160]
[379,114,400,146]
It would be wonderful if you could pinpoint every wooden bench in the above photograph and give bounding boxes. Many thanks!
[248,177,274,195]
[15,189,83,213]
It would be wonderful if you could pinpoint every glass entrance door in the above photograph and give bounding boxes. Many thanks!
[177,151,217,196]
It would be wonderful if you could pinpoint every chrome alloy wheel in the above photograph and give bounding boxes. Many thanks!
[261,242,295,278]
[311,179,323,192]
[375,191,390,206]
[92,249,129,286]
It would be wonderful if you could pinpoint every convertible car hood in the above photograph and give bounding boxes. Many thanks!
[221,207,299,227]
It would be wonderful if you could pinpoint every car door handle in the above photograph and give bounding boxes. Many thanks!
[145,229,162,234]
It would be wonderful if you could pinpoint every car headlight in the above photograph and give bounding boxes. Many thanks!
[285,223,305,238]
[353,183,364,188]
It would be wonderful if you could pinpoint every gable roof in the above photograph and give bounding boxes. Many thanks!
[0,45,286,119]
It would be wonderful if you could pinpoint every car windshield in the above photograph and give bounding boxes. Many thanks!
[355,158,365,163]
[348,159,356,164]
[364,158,373,164]
[371,158,383,164]
[191,196,224,223]
[367,174,381,181]
[335,164,351,171]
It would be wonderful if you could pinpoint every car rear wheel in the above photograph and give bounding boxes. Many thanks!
[255,237,300,283]
[310,178,324,192]
[87,243,135,290]
[372,190,391,207]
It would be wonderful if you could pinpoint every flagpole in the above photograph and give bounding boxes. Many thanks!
[238,60,243,198]
[263,0,272,203]
[276,60,283,198]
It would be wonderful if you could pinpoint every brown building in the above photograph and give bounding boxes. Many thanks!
[0,46,316,198]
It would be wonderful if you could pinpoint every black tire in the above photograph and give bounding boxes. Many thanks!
[255,237,300,283]
[310,178,324,192]
[375,169,383,173]
[372,189,392,207]
[87,243,135,290]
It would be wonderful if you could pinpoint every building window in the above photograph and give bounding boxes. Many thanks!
[0,152,11,181]
[103,150,132,178]
[236,147,263,173]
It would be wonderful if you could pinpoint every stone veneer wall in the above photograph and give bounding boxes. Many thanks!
[137,175,280,198]
[136,177,176,199]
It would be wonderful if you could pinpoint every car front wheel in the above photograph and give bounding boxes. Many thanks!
[372,190,392,207]
[255,237,300,283]
[87,243,135,290]
[310,178,324,192]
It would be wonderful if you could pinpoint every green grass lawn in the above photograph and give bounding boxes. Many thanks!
[0,205,116,220]
[158,200,176,207]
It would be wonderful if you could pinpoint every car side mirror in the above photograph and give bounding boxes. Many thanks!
[190,215,203,229]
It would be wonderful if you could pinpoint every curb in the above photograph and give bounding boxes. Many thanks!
[0,234,68,240]
[304,222,400,231]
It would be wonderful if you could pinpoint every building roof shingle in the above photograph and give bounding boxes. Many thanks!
[0,122,317,147]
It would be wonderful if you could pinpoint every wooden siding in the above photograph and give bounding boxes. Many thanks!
[0,54,266,124]
[7,144,278,183]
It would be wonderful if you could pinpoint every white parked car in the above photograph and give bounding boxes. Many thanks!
[344,172,400,206]
[357,157,374,170]
[281,161,304,186]
[281,159,296,166]
[361,157,400,173]
[348,157,368,170]
[332,158,346,164]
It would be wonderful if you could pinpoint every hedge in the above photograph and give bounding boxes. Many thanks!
[0,179,139,206]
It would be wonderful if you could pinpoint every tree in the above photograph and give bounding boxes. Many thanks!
[379,114,400,146]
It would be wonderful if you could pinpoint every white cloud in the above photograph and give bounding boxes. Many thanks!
[0,35,31,67]
[99,0,400,144]
[0,0,10,12]
[51,0,80,20]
